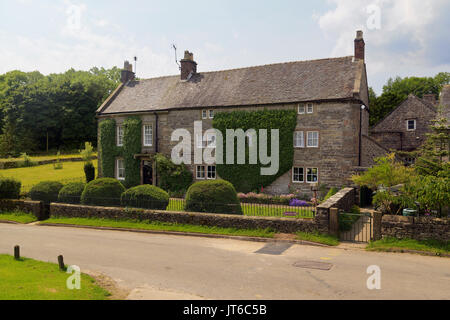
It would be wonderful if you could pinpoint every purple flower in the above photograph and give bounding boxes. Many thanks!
[289,199,309,207]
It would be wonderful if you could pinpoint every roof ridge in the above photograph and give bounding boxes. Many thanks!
[136,55,354,82]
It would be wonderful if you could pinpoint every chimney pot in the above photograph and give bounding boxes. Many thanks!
[354,30,365,61]
[121,60,135,84]
[180,50,197,80]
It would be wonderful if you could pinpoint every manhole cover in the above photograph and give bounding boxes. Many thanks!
[255,242,293,255]
[293,260,333,271]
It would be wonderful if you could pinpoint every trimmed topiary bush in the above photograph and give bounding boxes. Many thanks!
[58,182,86,204]
[81,178,125,207]
[185,180,242,215]
[29,181,64,204]
[0,177,21,199]
[121,185,169,210]
[84,163,95,183]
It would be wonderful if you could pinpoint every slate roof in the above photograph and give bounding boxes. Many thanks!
[98,56,365,115]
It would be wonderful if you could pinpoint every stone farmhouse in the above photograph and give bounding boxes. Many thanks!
[96,31,388,195]
[370,85,450,165]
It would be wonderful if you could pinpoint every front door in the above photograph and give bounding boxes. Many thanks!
[143,161,153,185]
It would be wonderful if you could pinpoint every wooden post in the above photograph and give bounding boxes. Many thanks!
[14,245,20,260]
[329,208,339,237]
[58,255,65,271]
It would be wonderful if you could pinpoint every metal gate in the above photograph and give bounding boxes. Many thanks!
[339,211,373,243]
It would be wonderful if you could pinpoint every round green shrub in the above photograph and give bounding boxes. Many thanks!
[121,185,169,210]
[185,180,242,215]
[0,177,22,199]
[29,181,64,204]
[81,178,125,207]
[58,182,86,204]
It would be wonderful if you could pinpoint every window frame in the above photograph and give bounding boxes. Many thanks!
[307,103,314,114]
[294,131,304,148]
[207,165,217,180]
[298,104,306,115]
[292,167,304,183]
[202,110,208,120]
[143,124,153,147]
[117,125,124,147]
[206,132,216,149]
[406,119,416,131]
[306,167,319,184]
[196,134,205,149]
[307,131,319,148]
[116,158,125,181]
[196,165,206,180]
[209,110,215,119]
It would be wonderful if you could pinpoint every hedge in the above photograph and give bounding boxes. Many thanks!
[121,185,169,210]
[29,181,64,204]
[0,177,21,199]
[213,109,297,193]
[80,178,126,207]
[58,182,86,204]
[185,180,242,215]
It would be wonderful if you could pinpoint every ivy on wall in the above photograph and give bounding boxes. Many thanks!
[98,117,142,188]
[154,153,193,193]
[213,109,297,193]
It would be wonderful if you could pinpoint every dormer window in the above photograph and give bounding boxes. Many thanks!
[407,119,416,131]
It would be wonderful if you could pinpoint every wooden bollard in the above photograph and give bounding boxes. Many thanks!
[57,255,65,271]
[14,245,20,260]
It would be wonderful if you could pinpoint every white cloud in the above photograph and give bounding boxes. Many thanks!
[315,0,450,92]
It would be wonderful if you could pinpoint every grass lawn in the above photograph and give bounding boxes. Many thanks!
[167,199,315,219]
[0,254,110,300]
[0,153,97,163]
[0,211,37,224]
[0,160,97,193]
[42,217,276,238]
[296,231,340,246]
[367,237,450,256]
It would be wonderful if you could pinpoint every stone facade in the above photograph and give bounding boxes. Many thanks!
[370,94,437,152]
[382,215,449,242]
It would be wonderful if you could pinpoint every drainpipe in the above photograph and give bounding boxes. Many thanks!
[154,112,159,186]
[359,105,365,166]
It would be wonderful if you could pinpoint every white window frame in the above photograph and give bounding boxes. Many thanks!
[117,125,124,147]
[207,165,217,180]
[407,119,416,131]
[307,103,314,114]
[116,159,125,181]
[143,124,153,147]
[306,168,319,184]
[209,110,215,119]
[292,167,304,183]
[307,131,319,148]
[294,131,304,148]
[196,134,205,148]
[298,104,306,114]
[202,110,208,120]
[196,165,206,180]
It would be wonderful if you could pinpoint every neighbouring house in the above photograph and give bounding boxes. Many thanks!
[440,85,450,122]
[96,31,388,195]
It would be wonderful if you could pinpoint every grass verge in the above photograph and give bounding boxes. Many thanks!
[42,217,276,238]
[296,231,340,246]
[0,254,110,300]
[0,211,38,224]
[366,237,449,256]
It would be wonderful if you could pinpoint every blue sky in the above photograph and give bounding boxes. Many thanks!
[1,0,449,94]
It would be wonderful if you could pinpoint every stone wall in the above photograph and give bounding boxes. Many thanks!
[50,203,328,234]
[361,135,389,167]
[317,188,356,213]
[381,215,449,242]
[0,199,45,220]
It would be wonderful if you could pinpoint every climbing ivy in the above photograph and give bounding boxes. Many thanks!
[123,116,142,188]
[98,117,142,188]
[154,153,193,193]
[213,109,297,193]
[99,119,120,178]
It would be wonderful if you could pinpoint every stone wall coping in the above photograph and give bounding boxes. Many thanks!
[382,214,449,224]
[317,188,355,210]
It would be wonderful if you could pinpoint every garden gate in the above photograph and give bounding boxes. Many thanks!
[339,211,373,243]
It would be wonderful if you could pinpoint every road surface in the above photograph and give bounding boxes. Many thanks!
[0,223,449,300]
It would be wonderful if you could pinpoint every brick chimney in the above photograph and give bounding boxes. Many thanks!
[354,30,365,61]
[121,60,135,84]
[422,94,437,106]
[180,51,197,80]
